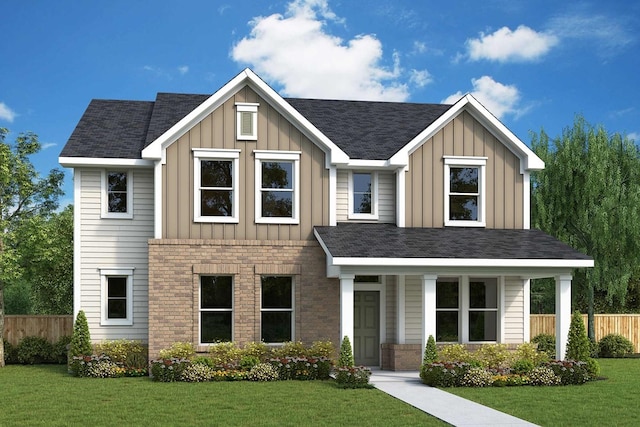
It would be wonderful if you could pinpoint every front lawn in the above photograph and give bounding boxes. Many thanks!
[446,358,640,426]
[0,365,445,426]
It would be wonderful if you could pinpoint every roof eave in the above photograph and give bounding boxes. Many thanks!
[59,156,154,168]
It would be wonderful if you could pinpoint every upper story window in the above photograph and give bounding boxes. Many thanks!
[348,171,378,220]
[101,170,133,219]
[99,267,134,326]
[444,157,487,227]
[193,149,240,223]
[236,103,259,140]
[254,151,300,224]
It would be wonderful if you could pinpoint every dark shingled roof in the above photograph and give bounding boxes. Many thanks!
[60,100,154,159]
[314,223,593,261]
[60,92,454,160]
[286,98,451,159]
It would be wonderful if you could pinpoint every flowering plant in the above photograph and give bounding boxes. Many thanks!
[334,366,372,388]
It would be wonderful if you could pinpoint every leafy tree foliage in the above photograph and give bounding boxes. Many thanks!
[0,128,64,367]
[531,116,640,336]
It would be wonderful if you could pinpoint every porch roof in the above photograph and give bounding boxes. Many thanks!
[313,223,593,269]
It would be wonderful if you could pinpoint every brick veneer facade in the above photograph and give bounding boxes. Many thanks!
[147,239,339,358]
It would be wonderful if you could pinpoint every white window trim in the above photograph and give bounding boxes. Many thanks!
[254,150,301,225]
[193,149,240,223]
[348,171,378,220]
[101,170,133,219]
[99,267,134,326]
[199,276,234,345]
[236,102,259,141]
[444,156,487,227]
[260,276,295,344]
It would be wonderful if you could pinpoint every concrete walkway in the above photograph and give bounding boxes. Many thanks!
[370,370,538,427]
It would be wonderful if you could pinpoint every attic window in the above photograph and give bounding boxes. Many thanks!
[236,103,259,140]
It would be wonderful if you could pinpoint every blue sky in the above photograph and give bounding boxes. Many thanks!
[1,0,638,204]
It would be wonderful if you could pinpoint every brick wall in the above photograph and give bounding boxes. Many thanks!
[147,239,339,358]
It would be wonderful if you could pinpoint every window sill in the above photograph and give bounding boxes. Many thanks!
[256,217,299,225]
[101,213,134,220]
[100,319,133,326]
[194,216,239,223]
[444,220,486,227]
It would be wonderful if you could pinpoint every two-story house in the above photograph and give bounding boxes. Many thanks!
[59,68,592,369]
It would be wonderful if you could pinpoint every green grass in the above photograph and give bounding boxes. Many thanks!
[446,359,640,426]
[0,365,445,426]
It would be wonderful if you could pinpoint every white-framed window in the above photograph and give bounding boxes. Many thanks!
[199,276,233,344]
[99,267,134,326]
[348,171,378,220]
[444,156,487,227]
[254,150,300,224]
[193,149,240,223]
[236,102,259,140]
[101,170,133,219]
[260,276,294,343]
[435,277,499,343]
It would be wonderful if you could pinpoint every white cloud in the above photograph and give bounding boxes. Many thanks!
[442,76,522,119]
[231,0,409,101]
[627,132,639,142]
[178,65,189,75]
[41,142,57,150]
[412,41,427,54]
[0,102,17,122]
[467,25,558,62]
[409,69,432,88]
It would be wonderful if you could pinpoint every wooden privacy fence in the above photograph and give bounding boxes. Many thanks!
[4,315,74,346]
[530,314,640,353]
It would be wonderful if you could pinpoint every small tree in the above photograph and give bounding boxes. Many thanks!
[565,311,590,361]
[338,336,354,367]
[423,335,438,365]
[69,310,92,358]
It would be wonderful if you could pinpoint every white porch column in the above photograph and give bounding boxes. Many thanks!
[340,274,355,346]
[555,274,572,360]
[422,274,438,358]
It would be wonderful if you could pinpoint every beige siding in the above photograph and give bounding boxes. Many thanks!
[77,168,153,342]
[503,277,525,343]
[404,275,422,344]
[405,111,524,228]
[163,86,329,240]
[336,170,396,223]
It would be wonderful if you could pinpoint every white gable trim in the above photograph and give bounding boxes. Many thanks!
[59,157,154,168]
[388,94,544,173]
[141,68,349,166]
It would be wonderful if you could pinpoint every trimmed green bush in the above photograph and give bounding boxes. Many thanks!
[423,335,438,365]
[334,366,372,388]
[475,344,510,369]
[598,334,634,358]
[271,341,307,358]
[208,342,241,366]
[51,336,72,364]
[511,359,535,375]
[338,336,354,367]
[158,342,195,360]
[242,341,269,361]
[239,355,260,371]
[546,360,590,385]
[439,344,474,363]
[150,358,191,382]
[566,311,590,361]
[16,336,54,364]
[531,333,556,359]
[3,339,18,364]
[69,310,92,360]
[513,342,549,366]
[309,340,336,359]
[420,361,471,387]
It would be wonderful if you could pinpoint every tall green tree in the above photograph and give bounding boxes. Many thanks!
[0,128,64,367]
[531,116,640,338]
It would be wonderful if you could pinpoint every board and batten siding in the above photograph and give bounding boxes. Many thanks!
[405,111,524,229]
[77,168,154,342]
[162,86,329,241]
[336,170,396,223]
[503,277,525,343]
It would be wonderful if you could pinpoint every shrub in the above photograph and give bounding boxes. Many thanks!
[242,341,269,361]
[420,362,471,387]
[460,367,494,387]
[247,363,280,381]
[69,310,92,360]
[309,340,336,359]
[531,334,556,359]
[528,366,561,386]
[72,354,123,378]
[511,359,535,375]
[338,336,354,367]
[334,366,372,388]
[16,336,54,364]
[566,311,590,361]
[546,360,590,385]
[271,341,307,358]
[208,342,241,366]
[268,356,332,380]
[438,344,473,363]
[598,334,634,358]
[158,342,195,360]
[239,355,260,371]
[475,344,510,369]
[192,355,216,368]
[51,335,72,364]
[150,358,191,382]
[95,339,146,365]
[179,363,215,382]
[586,357,601,378]
[422,335,438,365]
[3,339,18,364]
[513,342,548,366]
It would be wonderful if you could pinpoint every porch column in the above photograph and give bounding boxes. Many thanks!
[555,274,572,360]
[422,274,437,359]
[340,274,355,347]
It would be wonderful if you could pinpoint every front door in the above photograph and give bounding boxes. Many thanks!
[354,291,380,366]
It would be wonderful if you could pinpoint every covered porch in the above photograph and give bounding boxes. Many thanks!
[314,224,594,369]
